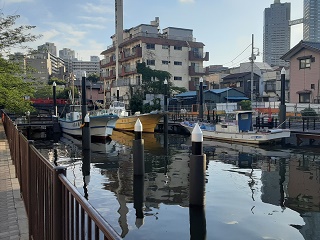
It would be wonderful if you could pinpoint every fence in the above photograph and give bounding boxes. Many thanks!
[2,112,121,240]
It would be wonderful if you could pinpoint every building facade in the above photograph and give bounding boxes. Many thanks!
[100,17,209,105]
[281,41,320,103]
[37,42,57,56]
[263,0,291,67]
[25,52,65,83]
[303,0,320,42]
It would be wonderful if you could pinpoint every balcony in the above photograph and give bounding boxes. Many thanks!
[100,70,115,81]
[100,56,116,68]
[119,47,142,63]
[119,66,137,77]
[189,51,209,61]
[189,66,209,76]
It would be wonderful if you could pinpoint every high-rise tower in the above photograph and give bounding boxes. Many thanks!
[263,0,291,67]
[303,0,320,42]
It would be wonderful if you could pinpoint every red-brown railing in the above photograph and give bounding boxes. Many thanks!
[2,112,121,240]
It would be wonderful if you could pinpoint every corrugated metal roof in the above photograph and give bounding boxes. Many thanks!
[207,88,231,94]
[175,91,197,97]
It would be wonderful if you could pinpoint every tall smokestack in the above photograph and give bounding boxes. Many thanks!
[115,0,123,85]
[115,0,123,45]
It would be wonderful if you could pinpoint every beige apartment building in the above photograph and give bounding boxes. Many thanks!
[25,52,65,83]
[100,17,209,104]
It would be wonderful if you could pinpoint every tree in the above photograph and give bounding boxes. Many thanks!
[48,77,66,86]
[0,13,40,53]
[0,12,40,113]
[87,73,100,83]
[239,100,252,110]
[137,62,187,95]
[0,58,35,113]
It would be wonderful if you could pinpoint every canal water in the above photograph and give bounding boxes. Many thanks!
[35,131,320,240]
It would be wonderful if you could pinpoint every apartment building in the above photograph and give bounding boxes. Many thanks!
[100,17,209,104]
[25,52,65,83]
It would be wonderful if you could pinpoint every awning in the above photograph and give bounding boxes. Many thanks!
[296,90,312,94]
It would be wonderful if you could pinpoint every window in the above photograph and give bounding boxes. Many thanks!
[174,46,182,50]
[162,45,169,49]
[311,84,315,89]
[162,60,169,65]
[300,58,311,69]
[174,61,182,65]
[299,93,310,103]
[146,44,155,50]
[146,59,155,66]
[174,76,182,81]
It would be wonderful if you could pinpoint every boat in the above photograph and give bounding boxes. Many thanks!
[59,104,119,138]
[107,101,164,133]
[180,110,290,144]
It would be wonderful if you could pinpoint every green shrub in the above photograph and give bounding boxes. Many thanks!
[301,107,317,117]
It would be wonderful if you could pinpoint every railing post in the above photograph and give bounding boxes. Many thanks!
[53,166,67,240]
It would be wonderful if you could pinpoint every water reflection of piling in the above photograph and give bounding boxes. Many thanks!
[82,149,91,200]
[133,119,144,176]
[82,114,91,150]
[133,175,144,228]
[189,207,206,240]
[189,123,206,206]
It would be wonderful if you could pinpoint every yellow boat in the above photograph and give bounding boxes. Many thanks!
[108,101,164,133]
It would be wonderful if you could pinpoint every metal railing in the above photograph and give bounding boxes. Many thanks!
[2,112,121,240]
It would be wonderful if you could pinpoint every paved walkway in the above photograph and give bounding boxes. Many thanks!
[0,123,29,240]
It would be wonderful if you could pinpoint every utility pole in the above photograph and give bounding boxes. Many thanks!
[250,34,255,102]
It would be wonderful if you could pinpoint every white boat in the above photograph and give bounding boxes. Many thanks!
[59,105,119,138]
[180,110,290,145]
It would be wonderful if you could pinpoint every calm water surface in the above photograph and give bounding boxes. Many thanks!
[36,131,320,240]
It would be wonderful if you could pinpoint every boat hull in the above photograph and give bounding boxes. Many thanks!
[181,123,290,144]
[59,115,118,137]
[115,113,164,133]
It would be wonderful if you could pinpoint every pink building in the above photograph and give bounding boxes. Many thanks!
[281,41,320,103]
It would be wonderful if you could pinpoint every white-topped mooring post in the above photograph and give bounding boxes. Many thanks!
[133,118,145,176]
[82,113,91,150]
[189,123,206,206]
[199,77,204,121]
[117,87,120,101]
[279,67,286,129]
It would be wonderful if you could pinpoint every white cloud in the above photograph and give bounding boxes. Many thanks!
[80,3,114,14]
[78,16,111,23]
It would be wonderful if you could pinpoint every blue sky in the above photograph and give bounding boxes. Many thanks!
[1,0,303,67]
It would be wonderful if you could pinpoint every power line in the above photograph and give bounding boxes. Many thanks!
[222,44,252,66]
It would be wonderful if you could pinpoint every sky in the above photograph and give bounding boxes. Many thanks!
[1,0,304,68]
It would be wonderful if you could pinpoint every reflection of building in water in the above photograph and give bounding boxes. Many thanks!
[260,158,289,207]
[260,152,320,240]
[286,154,320,240]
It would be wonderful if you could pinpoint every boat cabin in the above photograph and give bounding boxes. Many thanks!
[66,105,82,121]
[215,111,253,133]
[108,101,129,117]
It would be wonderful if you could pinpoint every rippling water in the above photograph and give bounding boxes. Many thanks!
[36,131,320,240]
